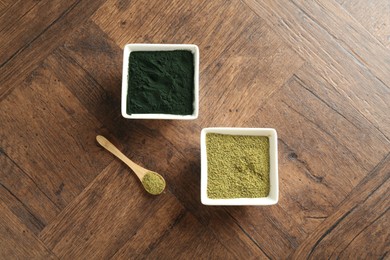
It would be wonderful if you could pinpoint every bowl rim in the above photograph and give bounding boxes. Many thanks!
[121,43,199,120]
[200,127,279,206]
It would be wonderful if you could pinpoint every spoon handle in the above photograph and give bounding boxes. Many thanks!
[96,135,147,179]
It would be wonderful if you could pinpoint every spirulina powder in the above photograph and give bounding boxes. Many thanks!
[127,50,194,115]
[206,133,270,199]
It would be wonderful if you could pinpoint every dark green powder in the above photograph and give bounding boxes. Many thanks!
[206,133,270,199]
[127,50,194,115]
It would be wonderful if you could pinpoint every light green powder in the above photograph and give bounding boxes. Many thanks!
[206,133,270,199]
[142,171,166,195]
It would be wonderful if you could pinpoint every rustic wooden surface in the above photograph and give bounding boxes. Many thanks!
[1,0,389,258]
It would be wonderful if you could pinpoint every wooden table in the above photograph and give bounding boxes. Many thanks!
[1,0,389,258]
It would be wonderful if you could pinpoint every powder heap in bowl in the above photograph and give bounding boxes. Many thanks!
[206,133,270,199]
[127,50,194,115]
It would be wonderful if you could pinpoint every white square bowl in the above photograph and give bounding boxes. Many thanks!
[200,127,279,206]
[121,43,199,120]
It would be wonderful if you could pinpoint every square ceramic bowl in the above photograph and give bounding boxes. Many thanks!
[201,127,279,206]
[121,43,199,120]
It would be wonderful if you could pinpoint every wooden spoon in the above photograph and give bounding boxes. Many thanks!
[96,135,165,195]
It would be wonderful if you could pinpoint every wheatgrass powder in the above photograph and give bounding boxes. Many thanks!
[142,171,166,195]
[206,133,270,199]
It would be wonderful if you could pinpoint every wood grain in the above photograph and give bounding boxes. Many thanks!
[0,0,389,258]
[0,0,6,9]
[0,64,113,209]
[243,0,390,138]
[0,0,79,76]
[0,0,25,17]
[337,0,390,50]
[0,1,40,53]
[0,200,56,259]
[0,0,106,100]
[292,0,390,86]
[199,19,304,126]
[146,213,236,259]
[44,25,124,138]
[0,153,59,234]
[111,201,186,258]
[292,153,390,259]
[338,210,389,259]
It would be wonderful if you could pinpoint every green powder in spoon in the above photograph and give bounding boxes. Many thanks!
[142,171,166,195]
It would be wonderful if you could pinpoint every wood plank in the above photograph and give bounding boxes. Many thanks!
[0,64,113,209]
[43,23,125,138]
[39,160,186,259]
[337,0,390,50]
[146,213,236,259]
[199,18,304,125]
[0,186,45,234]
[45,50,123,137]
[0,0,18,7]
[0,153,59,234]
[0,0,78,66]
[227,206,307,259]
[0,0,106,100]
[338,210,389,259]
[243,0,390,138]
[292,153,390,258]
[294,62,390,145]
[111,202,186,258]
[0,0,17,16]
[292,0,390,86]
[55,21,122,99]
[0,200,56,259]
[0,0,12,14]
[283,73,389,169]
